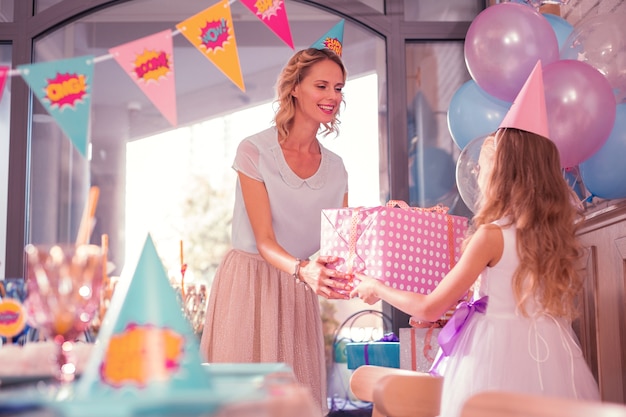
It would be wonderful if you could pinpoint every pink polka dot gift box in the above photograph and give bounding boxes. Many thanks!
[320,200,469,295]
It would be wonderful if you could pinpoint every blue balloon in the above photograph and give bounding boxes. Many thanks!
[580,103,626,199]
[543,13,574,52]
[447,80,511,150]
[409,146,456,208]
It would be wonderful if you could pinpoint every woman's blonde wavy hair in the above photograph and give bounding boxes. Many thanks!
[273,48,346,140]
[471,128,584,320]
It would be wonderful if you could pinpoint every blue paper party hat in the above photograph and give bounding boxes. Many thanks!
[63,234,222,416]
[310,19,344,57]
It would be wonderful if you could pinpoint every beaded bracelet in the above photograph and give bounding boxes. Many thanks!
[293,258,302,282]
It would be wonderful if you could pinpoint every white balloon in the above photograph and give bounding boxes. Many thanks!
[560,12,626,103]
[455,135,490,214]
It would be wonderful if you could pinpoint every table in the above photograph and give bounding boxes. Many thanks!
[0,363,322,417]
[206,363,322,417]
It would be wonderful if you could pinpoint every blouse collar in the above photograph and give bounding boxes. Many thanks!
[270,138,330,190]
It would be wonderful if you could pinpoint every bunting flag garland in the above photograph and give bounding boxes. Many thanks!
[18,56,94,157]
[0,66,8,103]
[176,0,246,92]
[4,0,350,158]
[239,0,294,49]
[109,30,178,126]
[310,19,344,57]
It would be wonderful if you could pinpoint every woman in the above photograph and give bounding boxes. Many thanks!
[200,48,352,414]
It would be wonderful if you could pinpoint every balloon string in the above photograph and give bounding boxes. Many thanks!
[575,193,595,210]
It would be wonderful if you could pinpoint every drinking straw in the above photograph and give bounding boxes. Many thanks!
[180,240,187,299]
[101,233,109,286]
[75,186,100,246]
[94,233,110,331]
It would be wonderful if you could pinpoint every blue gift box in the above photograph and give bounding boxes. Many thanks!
[345,342,400,370]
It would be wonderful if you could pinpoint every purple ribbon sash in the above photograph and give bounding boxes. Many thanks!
[429,296,488,375]
[438,296,488,355]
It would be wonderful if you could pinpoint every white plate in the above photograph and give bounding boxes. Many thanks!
[202,362,293,376]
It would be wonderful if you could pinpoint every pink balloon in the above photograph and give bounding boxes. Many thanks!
[465,3,559,102]
[544,60,617,168]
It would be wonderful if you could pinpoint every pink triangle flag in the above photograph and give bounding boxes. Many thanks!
[239,0,294,49]
[109,30,177,126]
[0,66,8,103]
[498,60,549,139]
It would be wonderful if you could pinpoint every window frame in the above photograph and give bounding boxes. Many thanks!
[1,0,482,333]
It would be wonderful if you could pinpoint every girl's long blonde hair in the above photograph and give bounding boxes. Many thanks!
[273,48,346,140]
[471,128,584,320]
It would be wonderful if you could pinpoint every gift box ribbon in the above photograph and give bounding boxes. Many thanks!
[345,201,457,274]
[363,332,398,365]
[408,322,442,371]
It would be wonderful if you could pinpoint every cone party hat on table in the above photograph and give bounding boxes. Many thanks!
[310,19,344,57]
[498,60,550,139]
[61,234,221,416]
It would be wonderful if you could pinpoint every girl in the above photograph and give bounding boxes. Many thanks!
[351,64,600,416]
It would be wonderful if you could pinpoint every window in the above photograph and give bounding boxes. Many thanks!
[35,0,62,14]
[404,0,483,21]
[27,0,386,292]
[1,0,487,344]
[0,0,13,22]
[405,42,473,218]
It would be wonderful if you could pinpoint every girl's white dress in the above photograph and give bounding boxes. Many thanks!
[433,220,600,417]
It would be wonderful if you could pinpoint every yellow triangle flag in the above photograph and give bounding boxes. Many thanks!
[176,0,245,92]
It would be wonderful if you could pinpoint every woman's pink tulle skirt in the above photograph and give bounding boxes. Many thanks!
[200,250,327,414]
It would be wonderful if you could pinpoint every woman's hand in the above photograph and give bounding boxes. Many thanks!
[299,255,352,300]
[349,272,381,305]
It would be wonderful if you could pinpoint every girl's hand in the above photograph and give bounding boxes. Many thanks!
[350,273,381,305]
[300,256,353,300]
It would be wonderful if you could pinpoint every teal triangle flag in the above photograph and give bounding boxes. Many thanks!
[18,56,94,157]
[75,234,212,399]
[310,19,344,57]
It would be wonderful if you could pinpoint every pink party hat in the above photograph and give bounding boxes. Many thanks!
[310,19,344,57]
[498,60,550,138]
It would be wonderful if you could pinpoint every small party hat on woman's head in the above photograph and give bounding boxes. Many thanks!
[310,19,344,57]
[498,60,550,139]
